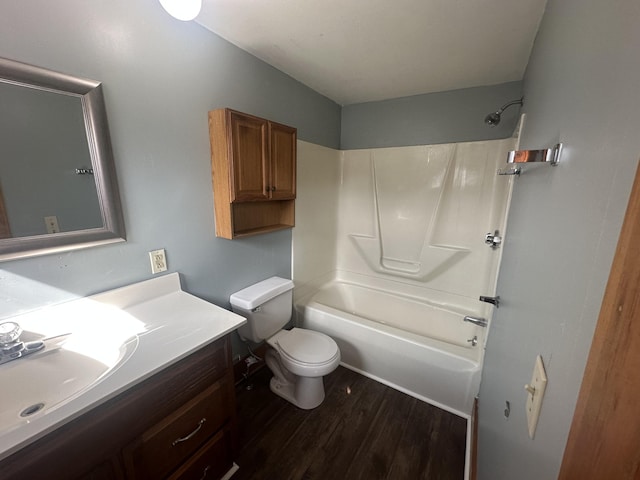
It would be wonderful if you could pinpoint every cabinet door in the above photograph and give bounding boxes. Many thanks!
[229,111,268,202]
[76,457,125,480]
[269,121,297,200]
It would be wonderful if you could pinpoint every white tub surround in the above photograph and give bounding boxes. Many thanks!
[292,141,341,300]
[0,273,246,461]
[294,136,519,417]
[337,139,515,298]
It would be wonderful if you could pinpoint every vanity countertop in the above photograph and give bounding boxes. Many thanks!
[0,272,246,461]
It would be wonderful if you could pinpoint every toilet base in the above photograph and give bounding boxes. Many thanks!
[265,348,326,409]
[269,375,325,410]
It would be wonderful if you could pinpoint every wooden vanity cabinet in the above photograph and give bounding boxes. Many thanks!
[208,108,297,239]
[0,336,237,480]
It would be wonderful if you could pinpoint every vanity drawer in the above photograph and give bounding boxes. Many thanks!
[123,379,231,480]
[167,426,233,480]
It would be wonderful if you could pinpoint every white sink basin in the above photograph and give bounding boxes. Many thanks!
[0,333,137,434]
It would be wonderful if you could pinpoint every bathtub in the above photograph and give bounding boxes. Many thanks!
[295,280,486,417]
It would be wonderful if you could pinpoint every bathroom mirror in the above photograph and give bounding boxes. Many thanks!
[0,57,125,261]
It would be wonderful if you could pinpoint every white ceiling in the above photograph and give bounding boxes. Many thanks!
[197,0,547,106]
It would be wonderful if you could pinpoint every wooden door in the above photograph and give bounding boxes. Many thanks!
[268,121,296,200]
[558,161,640,479]
[229,110,268,202]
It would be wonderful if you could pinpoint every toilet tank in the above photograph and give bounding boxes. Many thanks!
[230,277,294,343]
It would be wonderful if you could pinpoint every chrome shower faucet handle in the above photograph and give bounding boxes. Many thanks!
[485,230,502,249]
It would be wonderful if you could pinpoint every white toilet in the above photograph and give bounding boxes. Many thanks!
[230,276,340,409]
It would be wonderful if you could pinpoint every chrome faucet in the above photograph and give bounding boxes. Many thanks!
[0,321,71,366]
[0,321,45,366]
[463,316,488,327]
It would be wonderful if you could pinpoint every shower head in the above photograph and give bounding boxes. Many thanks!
[484,97,524,127]
[484,112,502,126]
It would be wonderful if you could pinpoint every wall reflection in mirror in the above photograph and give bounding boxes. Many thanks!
[0,57,125,261]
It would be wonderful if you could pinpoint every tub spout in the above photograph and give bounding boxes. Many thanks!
[463,316,488,327]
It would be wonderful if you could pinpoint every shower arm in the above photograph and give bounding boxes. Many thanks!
[495,98,524,114]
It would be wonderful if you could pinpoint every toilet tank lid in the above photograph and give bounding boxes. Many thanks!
[229,276,294,310]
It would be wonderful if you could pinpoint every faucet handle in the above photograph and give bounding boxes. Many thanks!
[0,322,22,346]
[479,295,500,308]
[485,230,502,249]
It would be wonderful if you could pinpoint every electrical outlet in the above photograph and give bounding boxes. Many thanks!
[149,249,167,274]
[44,215,59,234]
[525,355,548,438]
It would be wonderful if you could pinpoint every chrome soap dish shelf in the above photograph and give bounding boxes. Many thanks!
[498,143,563,176]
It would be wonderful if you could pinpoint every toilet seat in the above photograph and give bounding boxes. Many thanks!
[267,328,341,378]
[276,328,339,365]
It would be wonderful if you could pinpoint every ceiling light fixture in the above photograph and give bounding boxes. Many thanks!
[159,0,202,21]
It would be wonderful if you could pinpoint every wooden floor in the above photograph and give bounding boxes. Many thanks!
[232,366,467,480]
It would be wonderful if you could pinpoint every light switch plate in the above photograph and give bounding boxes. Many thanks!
[149,249,167,274]
[526,355,547,438]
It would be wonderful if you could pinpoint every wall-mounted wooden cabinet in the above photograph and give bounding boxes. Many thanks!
[208,108,297,239]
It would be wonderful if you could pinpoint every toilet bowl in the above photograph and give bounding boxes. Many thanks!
[230,277,341,409]
[264,328,340,409]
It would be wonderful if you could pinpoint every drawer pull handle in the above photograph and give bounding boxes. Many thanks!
[199,465,211,480]
[172,418,206,446]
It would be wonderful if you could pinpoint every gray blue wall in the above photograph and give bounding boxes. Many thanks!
[478,0,640,479]
[2,1,640,478]
[0,0,340,323]
[340,82,523,149]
